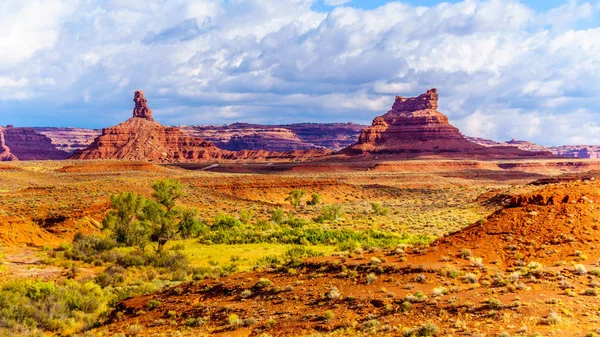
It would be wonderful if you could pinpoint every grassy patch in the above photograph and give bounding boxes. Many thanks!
[166,241,335,270]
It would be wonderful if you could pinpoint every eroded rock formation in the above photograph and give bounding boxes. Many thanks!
[343,89,553,158]
[132,90,154,120]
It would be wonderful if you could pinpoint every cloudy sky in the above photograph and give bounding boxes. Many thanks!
[0,0,599,145]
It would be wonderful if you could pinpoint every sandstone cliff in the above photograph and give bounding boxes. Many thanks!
[342,89,553,158]
[2,126,69,160]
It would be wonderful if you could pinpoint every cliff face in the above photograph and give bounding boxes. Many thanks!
[0,126,18,161]
[343,89,553,158]
[2,126,69,160]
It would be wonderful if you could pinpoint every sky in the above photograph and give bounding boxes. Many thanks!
[0,0,599,146]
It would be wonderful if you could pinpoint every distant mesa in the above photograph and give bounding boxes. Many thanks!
[342,88,553,159]
[0,125,68,161]
[181,123,365,152]
[467,136,600,159]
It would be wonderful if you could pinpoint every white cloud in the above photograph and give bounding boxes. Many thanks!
[325,0,352,6]
[0,0,599,145]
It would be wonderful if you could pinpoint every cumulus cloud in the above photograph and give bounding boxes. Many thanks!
[0,0,599,146]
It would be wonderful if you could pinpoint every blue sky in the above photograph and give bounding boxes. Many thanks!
[1,0,600,145]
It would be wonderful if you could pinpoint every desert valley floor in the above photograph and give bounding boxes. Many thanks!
[2,159,600,336]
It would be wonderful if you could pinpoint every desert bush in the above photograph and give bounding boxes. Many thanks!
[337,240,362,253]
[366,273,378,284]
[0,279,112,335]
[325,286,341,300]
[315,205,344,223]
[286,190,306,208]
[371,202,390,216]
[254,278,273,289]
[545,312,562,325]
[306,193,322,206]
[239,209,254,224]
[270,208,286,224]
[574,264,588,275]
[460,249,472,259]
[212,213,242,230]
[321,310,334,321]
[178,208,207,239]
[403,322,439,336]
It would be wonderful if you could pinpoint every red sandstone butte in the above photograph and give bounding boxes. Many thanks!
[342,89,553,159]
[71,91,330,162]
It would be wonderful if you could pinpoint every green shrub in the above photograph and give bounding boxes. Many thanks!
[371,202,390,216]
[254,278,273,289]
[285,190,306,208]
[306,193,322,206]
[0,279,112,334]
[212,213,242,230]
[315,205,344,223]
[270,209,286,224]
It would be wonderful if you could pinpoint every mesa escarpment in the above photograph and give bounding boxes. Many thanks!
[0,126,18,161]
[342,89,553,159]
[72,91,330,162]
[2,125,69,160]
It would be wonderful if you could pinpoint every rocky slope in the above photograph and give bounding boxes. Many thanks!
[468,137,600,159]
[342,89,553,158]
[0,126,18,161]
[2,125,69,160]
[72,91,330,162]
